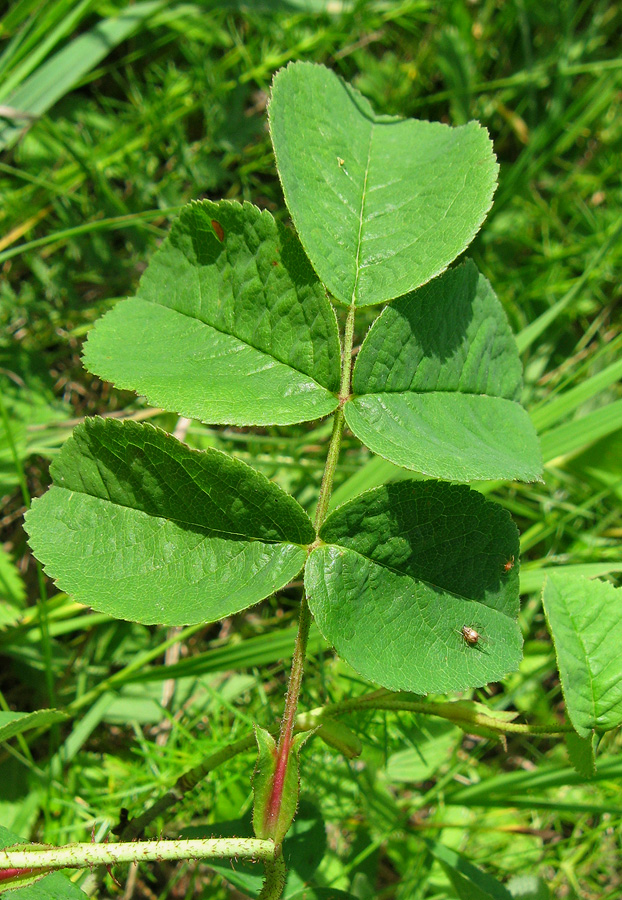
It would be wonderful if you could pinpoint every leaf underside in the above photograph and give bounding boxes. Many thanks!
[305,480,522,694]
[270,62,498,307]
[25,418,314,625]
[346,261,542,482]
[83,200,340,426]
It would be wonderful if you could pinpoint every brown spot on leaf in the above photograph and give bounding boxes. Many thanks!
[211,220,224,242]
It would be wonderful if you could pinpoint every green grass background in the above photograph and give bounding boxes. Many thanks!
[1,2,621,898]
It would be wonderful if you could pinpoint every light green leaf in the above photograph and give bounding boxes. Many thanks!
[305,481,522,694]
[345,262,542,482]
[542,574,622,737]
[269,62,498,307]
[83,200,340,426]
[0,711,68,744]
[507,875,551,900]
[315,720,362,759]
[386,717,459,782]
[25,418,313,626]
[539,399,622,466]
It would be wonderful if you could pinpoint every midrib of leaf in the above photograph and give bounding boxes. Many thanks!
[563,597,598,720]
[352,127,374,306]
[142,290,333,395]
[58,483,303,548]
[355,387,509,399]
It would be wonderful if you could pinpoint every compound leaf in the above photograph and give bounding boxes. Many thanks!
[305,481,521,694]
[270,62,498,307]
[83,200,340,426]
[345,261,542,482]
[25,418,314,626]
[543,574,622,737]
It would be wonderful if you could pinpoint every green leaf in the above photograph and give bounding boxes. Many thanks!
[305,481,522,694]
[539,399,622,466]
[315,720,362,759]
[386,717,459,782]
[345,261,542,482]
[542,574,622,737]
[269,62,498,307]
[83,200,340,426]
[424,839,513,900]
[565,731,596,778]
[519,562,622,597]
[0,711,68,744]
[252,726,310,845]
[25,418,313,626]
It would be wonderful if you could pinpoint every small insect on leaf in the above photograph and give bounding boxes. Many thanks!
[503,555,515,573]
[211,219,225,242]
[461,625,481,646]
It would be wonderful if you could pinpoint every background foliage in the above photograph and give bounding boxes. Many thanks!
[1,2,621,898]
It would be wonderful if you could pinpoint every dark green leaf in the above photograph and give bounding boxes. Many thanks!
[565,731,596,778]
[305,481,521,693]
[424,839,512,899]
[25,418,313,626]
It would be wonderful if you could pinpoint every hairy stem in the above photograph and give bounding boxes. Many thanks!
[0,838,275,872]
[257,854,287,900]
[118,690,574,840]
[266,300,357,845]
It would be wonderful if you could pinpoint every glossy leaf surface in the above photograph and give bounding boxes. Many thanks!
[25,418,313,626]
[270,62,498,307]
[543,574,622,737]
[346,262,542,481]
[83,200,340,426]
[305,481,521,694]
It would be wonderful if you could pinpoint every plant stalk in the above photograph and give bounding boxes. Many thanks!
[0,838,275,873]
[267,300,357,841]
